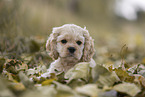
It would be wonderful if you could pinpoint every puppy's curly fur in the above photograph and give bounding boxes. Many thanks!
[46,24,96,74]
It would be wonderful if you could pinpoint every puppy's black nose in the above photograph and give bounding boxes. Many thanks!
[68,47,76,53]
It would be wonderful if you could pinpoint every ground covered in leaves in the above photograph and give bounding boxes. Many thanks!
[0,1,145,96]
[0,36,145,97]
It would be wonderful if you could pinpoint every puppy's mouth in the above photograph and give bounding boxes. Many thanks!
[67,54,76,58]
[69,53,74,56]
[62,53,78,59]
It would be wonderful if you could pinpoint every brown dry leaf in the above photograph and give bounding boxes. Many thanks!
[138,75,145,88]
[114,68,135,82]
[0,57,5,73]
[9,82,26,91]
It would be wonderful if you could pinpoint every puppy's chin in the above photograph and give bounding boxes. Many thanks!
[61,56,80,64]
[60,53,81,62]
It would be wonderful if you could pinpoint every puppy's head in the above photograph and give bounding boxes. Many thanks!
[46,24,95,62]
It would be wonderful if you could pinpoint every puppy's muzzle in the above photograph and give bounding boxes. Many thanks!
[68,47,76,53]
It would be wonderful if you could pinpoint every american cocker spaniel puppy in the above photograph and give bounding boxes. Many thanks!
[46,24,96,75]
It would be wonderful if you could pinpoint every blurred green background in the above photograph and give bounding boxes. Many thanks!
[0,0,145,66]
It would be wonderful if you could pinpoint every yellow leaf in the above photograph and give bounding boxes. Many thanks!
[41,79,55,86]
[10,83,26,91]
[108,65,113,72]
[142,58,145,64]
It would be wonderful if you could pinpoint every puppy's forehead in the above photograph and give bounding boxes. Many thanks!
[60,25,84,36]
[58,33,84,41]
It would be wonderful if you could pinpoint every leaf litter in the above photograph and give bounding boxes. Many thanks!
[0,37,145,97]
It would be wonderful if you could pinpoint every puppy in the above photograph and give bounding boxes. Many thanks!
[46,24,96,75]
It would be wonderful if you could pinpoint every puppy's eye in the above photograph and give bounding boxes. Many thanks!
[61,39,67,44]
[76,41,82,45]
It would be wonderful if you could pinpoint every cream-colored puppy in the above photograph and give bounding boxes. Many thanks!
[46,24,96,75]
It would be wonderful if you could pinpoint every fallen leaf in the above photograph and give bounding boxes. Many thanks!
[92,64,110,82]
[64,62,90,83]
[113,82,141,96]
[0,57,5,73]
[75,84,100,97]
[98,90,117,97]
[0,79,15,97]
[96,71,120,87]
[18,71,34,89]
[9,82,26,91]
[114,68,135,82]
[41,79,55,86]
[53,81,79,97]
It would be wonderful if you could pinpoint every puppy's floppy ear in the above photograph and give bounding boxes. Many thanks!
[81,29,95,62]
[46,27,61,60]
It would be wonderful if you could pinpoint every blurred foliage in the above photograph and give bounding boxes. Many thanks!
[0,0,145,97]
[1,60,145,97]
